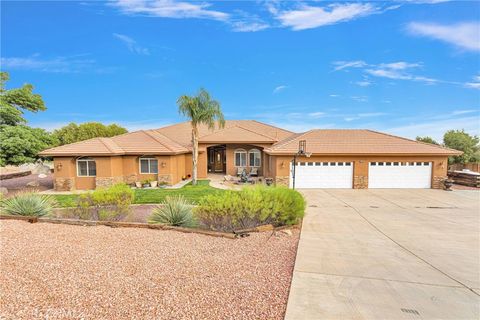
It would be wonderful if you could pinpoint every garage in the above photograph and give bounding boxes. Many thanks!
[290,161,353,188]
[368,161,432,188]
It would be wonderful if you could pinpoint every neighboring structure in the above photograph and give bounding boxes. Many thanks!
[39,120,461,191]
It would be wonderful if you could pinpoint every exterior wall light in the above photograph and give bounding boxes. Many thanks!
[56,163,63,171]
[161,161,166,168]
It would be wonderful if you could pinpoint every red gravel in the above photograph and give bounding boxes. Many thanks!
[0,220,299,320]
[451,183,480,191]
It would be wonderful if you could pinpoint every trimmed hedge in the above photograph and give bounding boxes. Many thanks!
[194,186,305,232]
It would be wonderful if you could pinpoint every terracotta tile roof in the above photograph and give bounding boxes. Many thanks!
[156,120,293,147]
[39,130,189,156]
[199,125,278,143]
[265,129,462,155]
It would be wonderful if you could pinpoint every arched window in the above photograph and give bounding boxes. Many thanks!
[248,149,261,167]
[234,149,247,167]
[139,157,158,174]
[77,157,96,177]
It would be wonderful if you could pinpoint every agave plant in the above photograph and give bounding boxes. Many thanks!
[1,191,57,217]
[148,195,197,227]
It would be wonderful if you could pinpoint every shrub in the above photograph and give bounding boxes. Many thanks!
[1,191,57,217]
[76,183,134,221]
[194,186,305,232]
[148,195,197,227]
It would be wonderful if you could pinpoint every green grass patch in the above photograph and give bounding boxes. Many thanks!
[52,180,225,207]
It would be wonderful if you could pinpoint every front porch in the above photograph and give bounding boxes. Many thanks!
[207,173,267,190]
[206,144,267,177]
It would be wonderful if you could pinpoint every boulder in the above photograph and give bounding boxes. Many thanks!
[0,187,8,196]
[26,181,40,187]
[32,164,51,175]
[38,173,47,179]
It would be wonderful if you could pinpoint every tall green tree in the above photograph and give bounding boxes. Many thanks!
[177,88,224,185]
[443,130,480,164]
[416,136,439,145]
[0,72,46,126]
[53,122,128,145]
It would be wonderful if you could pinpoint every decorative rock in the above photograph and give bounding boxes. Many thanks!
[26,181,40,187]
[38,173,47,179]
[279,229,292,236]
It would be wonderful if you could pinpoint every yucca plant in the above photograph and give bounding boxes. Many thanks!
[148,195,197,227]
[1,191,57,217]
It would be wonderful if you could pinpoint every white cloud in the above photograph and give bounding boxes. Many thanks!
[308,112,325,118]
[451,109,477,115]
[333,60,367,71]
[111,0,229,21]
[465,75,480,90]
[378,62,422,70]
[273,85,288,94]
[230,21,269,32]
[355,80,372,87]
[407,21,480,52]
[274,3,379,31]
[386,116,480,141]
[351,95,368,102]
[113,33,150,55]
[329,94,340,97]
[0,55,96,73]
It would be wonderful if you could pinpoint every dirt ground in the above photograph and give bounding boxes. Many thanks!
[0,220,299,320]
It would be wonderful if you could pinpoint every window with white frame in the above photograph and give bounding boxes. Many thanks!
[77,158,96,177]
[248,149,261,167]
[139,157,158,174]
[234,149,247,167]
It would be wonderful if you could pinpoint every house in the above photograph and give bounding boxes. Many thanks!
[39,120,461,190]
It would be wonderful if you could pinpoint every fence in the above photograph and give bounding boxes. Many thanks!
[448,163,480,173]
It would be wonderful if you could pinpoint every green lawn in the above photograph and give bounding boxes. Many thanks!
[53,180,225,208]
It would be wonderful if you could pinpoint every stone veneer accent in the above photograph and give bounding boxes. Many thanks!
[95,176,125,188]
[432,176,446,189]
[158,174,173,185]
[354,175,368,189]
[54,177,75,191]
[275,176,289,187]
[125,174,138,185]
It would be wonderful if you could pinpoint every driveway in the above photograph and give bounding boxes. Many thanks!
[285,189,480,319]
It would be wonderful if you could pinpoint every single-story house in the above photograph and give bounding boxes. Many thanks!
[39,120,461,190]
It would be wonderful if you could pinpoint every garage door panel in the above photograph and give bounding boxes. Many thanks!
[290,162,353,189]
[369,162,432,188]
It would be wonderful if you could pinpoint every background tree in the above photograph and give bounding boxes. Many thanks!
[443,130,480,164]
[0,71,57,165]
[0,72,46,126]
[0,126,58,166]
[177,88,224,185]
[416,136,439,145]
[53,122,128,145]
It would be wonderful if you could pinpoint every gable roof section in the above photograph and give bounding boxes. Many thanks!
[156,120,293,147]
[199,125,278,143]
[39,130,189,157]
[266,129,462,155]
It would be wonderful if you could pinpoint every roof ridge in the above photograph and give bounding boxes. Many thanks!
[234,124,279,140]
[366,129,462,153]
[98,137,122,154]
[142,130,176,152]
[270,130,313,150]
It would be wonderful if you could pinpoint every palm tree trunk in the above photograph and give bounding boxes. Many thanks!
[192,125,198,186]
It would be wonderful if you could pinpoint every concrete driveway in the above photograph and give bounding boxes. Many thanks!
[285,189,480,320]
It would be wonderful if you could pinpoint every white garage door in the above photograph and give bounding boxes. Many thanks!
[369,161,432,188]
[290,161,353,188]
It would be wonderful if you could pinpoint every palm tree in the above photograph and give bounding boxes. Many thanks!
[177,88,225,185]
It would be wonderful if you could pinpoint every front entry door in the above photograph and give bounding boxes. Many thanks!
[214,150,224,172]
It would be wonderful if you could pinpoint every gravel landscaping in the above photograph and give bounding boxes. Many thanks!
[0,220,299,319]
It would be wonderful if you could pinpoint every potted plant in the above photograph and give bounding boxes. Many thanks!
[142,178,153,188]
[158,181,168,188]
[135,181,142,188]
[150,180,158,188]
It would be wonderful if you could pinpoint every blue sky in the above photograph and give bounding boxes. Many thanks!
[2,0,479,140]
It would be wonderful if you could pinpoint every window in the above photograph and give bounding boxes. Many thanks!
[423,162,429,166]
[330,162,336,166]
[248,149,261,167]
[338,162,344,166]
[234,149,247,167]
[345,162,352,166]
[139,157,158,174]
[77,158,96,177]
[307,162,314,166]
[322,162,329,166]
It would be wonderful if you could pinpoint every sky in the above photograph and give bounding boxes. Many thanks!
[1,0,479,141]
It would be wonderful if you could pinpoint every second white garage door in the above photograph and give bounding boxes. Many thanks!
[290,161,353,188]
[369,161,432,188]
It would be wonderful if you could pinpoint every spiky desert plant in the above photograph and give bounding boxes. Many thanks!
[1,191,57,217]
[148,195,197,227]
